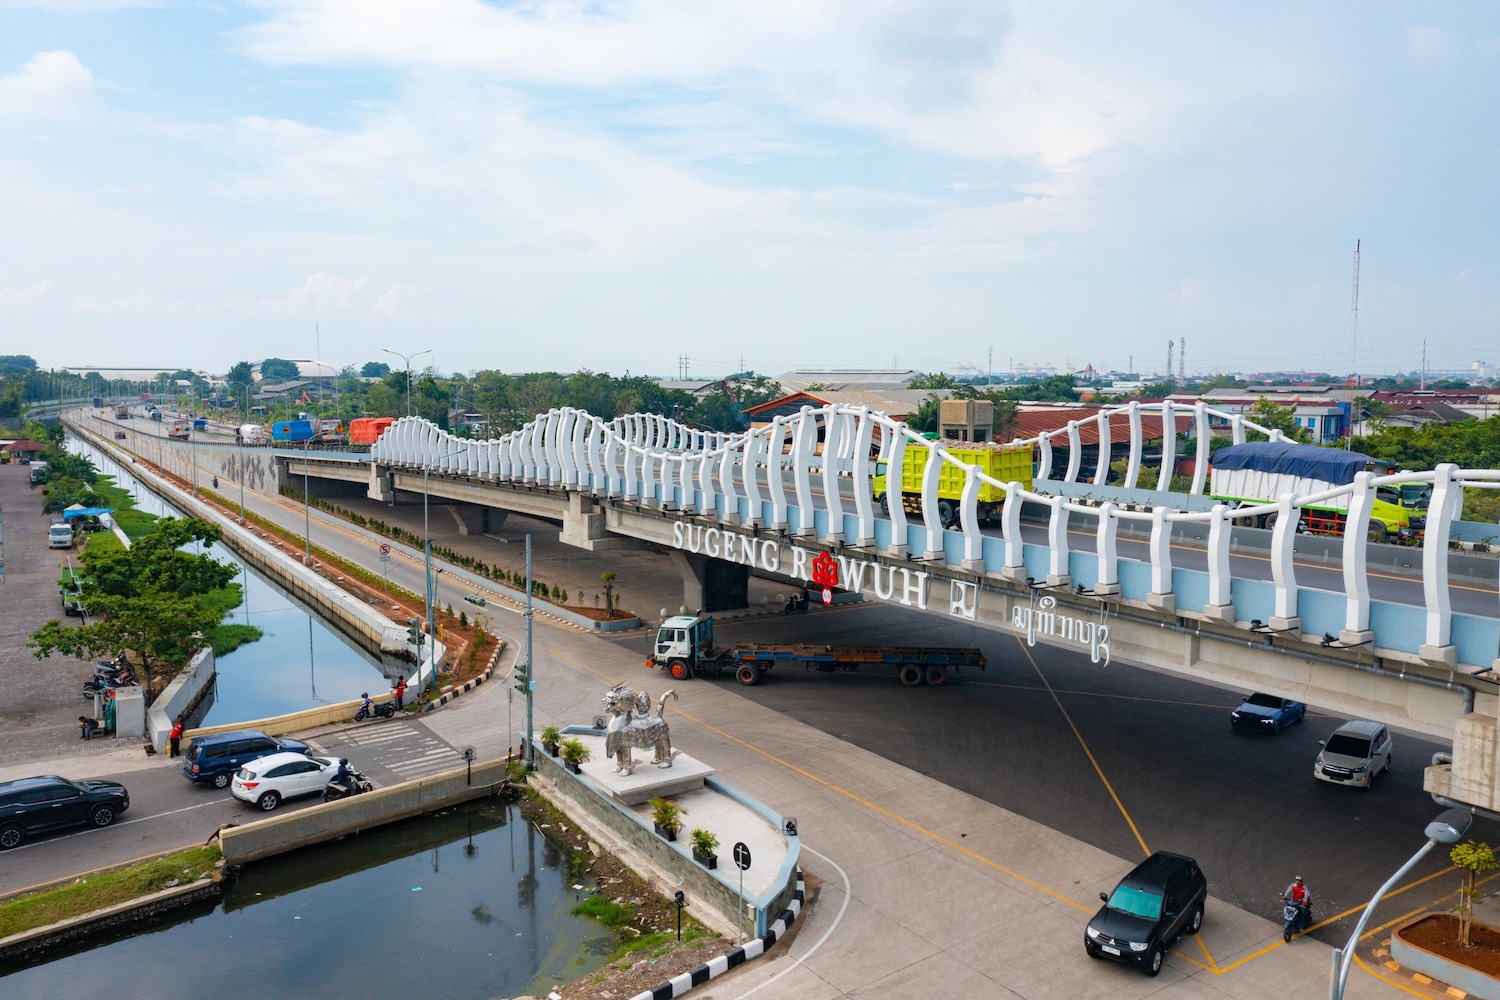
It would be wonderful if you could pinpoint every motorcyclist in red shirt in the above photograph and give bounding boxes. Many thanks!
[1282,876,1312,934]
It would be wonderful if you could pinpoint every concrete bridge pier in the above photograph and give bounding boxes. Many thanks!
[559,492,647,552]
[669,550,750,614]
[368,463,392,502]
[447,502,498,537]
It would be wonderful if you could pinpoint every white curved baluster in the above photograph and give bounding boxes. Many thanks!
[1001,481,1024,577]
[1148,506,1173,607]
[602,431,620,497]
[959,464,982,567]
[1124,402,1143,489]
[1269,494,1300,627]
[1342,472,1375,637]
[852,409,875,547]
[1421,464,1461,659]
[623,443,639,502]
[1205,504,1233,616]
[822,409,844,543]
[791,410,816,536]
[1191,402,1210,496]
[1047,496,1070,584]
[740,429,761,527]
[639,448,656,505]
[1230,414,1245,446]
[1093,413,1111,486]
[1157,401,1176,491]
[920,440,944,559]
[661,451,677,510]
[557,409,578,486]
[1064,424,1082,482]
[768,418,789,529]
[1036,433,1054,482]
[1095,502,1119,594]
[885,428,909,556]
[717,443,736,523]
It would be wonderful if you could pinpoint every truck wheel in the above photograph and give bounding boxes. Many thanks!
[876,493,888,515]
[937,500,957,528]
[925,666,947,686]
[668,659,691,681]
[1261,510,1280,531]
[1367,522,1389,544]
[899,665,923,687]
[736,665,761,686]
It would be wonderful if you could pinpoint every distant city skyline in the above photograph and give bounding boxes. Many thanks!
[3,3,1497,377]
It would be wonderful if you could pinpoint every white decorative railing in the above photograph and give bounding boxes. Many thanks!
[371,402,1500,666]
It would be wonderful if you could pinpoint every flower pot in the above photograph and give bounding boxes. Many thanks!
[565,761,582,774]
[693,850,718,870]
[544,744,559,757]
[654,823,677,842]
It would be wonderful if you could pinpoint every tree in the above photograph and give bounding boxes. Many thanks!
[1245,398,1310,443]
[1451,840,1498,947]
[260,357,300,383]
[601,571,617,616]
[29,588,223,704]
[0,354,38,377]
[82,517,237,598]
[908,372,958,390]
[226,361,255,388]
[360,361,391,378]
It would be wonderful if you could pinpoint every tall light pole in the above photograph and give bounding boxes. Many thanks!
[524,533,534,770]
[303,439,312,565]
[420,443,471,694]
[1328,807,1472,999]
[382,348,432,418]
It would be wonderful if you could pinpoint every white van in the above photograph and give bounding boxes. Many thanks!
[48,521,74,549]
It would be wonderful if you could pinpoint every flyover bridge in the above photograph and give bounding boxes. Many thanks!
[72,403,1500,816]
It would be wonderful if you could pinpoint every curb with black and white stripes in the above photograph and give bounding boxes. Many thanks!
[420,643,502,712]
[627,871,805,1000]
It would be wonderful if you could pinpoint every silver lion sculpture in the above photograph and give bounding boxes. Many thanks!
[602,684,679,776]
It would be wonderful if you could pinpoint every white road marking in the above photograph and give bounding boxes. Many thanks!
[732,844,850,1000]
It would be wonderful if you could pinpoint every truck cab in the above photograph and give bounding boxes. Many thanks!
[649,615,715,679]
[28,461,48,484]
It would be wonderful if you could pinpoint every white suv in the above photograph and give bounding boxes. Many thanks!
[1315,720,1392,788]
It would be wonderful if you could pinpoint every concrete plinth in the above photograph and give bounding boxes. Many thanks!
[580,747,717,806]
[1420,643,1459,668]
[1201,602,1235,623]
[1146,592,1177,614]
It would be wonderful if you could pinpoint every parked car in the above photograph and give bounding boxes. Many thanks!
[1230,692,1306,734]
[1315,719,1393,788]
[0,775,130,850]
[182,730,311,788]
[231,752,340,811]
[1085,852,1207,976]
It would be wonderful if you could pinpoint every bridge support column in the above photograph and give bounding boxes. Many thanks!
[446,503,498,537]
[1202,603,1235,623]
[559,491,645,551]
[368,463,392,503]
[668,550,750,614]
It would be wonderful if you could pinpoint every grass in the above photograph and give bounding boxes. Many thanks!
[0,846,221,938]
[112,509,157,540]
[208,623,262,655]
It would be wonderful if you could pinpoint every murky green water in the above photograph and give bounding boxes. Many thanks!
[1,800,615,999]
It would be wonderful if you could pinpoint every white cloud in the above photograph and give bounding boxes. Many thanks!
[0,278,51,306]
[0,50,96,120]
[1162,279,1214,323]
[228,272,369,319]
[1405,25,1455,63]
[371,283,427,320]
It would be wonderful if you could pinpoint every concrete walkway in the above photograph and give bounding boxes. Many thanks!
[61,419,1430,999]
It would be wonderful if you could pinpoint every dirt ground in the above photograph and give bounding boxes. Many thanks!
[1398,913,1500,977]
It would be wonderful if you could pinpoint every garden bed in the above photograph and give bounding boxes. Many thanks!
[1394,913,1500,999]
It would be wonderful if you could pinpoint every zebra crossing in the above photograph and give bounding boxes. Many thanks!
[310,720,464,786]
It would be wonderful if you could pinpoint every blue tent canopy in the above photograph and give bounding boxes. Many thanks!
[61,507,114,519]
[1209,442,1388,486]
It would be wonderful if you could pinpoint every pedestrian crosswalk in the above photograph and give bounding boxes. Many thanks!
[310,720,465,786]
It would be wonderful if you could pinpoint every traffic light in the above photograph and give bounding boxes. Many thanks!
[513,661,530,693]
[406,618,422,646]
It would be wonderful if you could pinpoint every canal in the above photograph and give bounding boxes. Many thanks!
[66,433,394,725]
[1,799,615,998]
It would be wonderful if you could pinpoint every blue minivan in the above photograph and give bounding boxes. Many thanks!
[182,730,311,788]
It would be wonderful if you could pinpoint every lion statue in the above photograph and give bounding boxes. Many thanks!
[602,684,678,776]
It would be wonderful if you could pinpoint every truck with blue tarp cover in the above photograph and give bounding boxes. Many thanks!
[272,419,315,443]
[646,613,985,688]
[1209,441,1425,542]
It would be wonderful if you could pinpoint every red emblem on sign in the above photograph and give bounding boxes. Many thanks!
[810,551,839,589]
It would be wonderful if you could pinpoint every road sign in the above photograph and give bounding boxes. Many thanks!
[378,542,391,556]
[821,587,833,606]
[733,841,752,871]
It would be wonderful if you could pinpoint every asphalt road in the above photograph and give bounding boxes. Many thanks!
[623,599,1474,947]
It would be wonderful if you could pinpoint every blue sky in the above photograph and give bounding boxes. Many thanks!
[1,1,1496,380]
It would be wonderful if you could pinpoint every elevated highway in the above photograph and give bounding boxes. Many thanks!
[70,402,1500,816]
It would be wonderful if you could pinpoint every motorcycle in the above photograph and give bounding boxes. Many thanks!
[82,672,137,700]
[1281,897,1311,942]
[352,694,397,722]
[322,767,373,802]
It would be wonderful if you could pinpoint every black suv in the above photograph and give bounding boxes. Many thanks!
[0,775,130,850]
[1085,851,1206,976]
[182,730,310,788]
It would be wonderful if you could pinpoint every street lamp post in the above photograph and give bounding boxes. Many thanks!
[419,443,472,695]
[1328,807,1473,999]
[381,347,432,418]
[303,439,312,565]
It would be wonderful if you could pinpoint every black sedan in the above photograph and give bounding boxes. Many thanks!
[0,775,130,849]
[1230,692,1306,734]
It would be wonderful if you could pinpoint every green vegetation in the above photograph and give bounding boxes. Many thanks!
[0,846,221,938]
[573,895,713,965]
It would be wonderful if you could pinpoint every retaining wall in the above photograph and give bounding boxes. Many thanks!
[0,878,221,966]
[218,759,509,864]
[148,646,216,751]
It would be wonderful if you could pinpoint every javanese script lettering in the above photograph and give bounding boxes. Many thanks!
[1012,595,1111,665]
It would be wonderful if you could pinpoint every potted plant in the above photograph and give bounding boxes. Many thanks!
[649,797,685,842]
[559,737,591,774]
[690,828,719,869]
[540,726,561,757]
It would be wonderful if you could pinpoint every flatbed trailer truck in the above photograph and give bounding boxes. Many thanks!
[646,614,985,687]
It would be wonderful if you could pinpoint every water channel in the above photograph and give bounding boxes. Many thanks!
[1,799,614,998]
[67,433,392,724]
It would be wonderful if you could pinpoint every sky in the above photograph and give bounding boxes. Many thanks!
[1,1,1497,381]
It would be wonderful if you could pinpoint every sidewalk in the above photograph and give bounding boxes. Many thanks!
[69,421,1432,998]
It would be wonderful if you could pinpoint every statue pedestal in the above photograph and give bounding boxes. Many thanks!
[581,748,716,806]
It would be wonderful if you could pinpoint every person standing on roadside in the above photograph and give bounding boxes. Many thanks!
[394,676,407,712]
[169,718,185,757]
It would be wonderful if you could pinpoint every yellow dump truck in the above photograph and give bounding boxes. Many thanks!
[873,440,1034,527]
